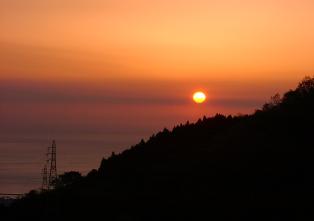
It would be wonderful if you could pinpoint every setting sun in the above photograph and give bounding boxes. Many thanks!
[193,91,206,104]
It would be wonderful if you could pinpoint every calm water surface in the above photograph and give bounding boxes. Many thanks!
[0,134,143,193]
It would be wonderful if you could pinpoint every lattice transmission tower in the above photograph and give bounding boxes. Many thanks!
[42,140,57,191]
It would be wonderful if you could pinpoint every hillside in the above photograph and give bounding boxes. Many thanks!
[3,77,314,220]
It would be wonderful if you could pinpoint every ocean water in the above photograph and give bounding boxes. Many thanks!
[0,103,216,194]
[0,134,143,194]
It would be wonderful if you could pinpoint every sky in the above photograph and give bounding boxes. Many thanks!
[1,0,314,193]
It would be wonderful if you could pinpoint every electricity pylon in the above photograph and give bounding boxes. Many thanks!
[42,140,57,191]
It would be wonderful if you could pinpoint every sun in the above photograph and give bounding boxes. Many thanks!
[193,91,206,104]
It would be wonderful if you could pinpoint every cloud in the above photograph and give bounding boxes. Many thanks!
[210,98,264,108]
[0,79,265,108]
[0,79,188,105]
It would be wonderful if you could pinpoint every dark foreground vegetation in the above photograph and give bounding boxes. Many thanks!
[2,77,314,220]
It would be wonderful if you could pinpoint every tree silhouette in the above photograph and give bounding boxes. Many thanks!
[56,171,82,188]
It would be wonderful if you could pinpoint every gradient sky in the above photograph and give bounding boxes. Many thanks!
[1,0,314,81]
[1,0,314,192]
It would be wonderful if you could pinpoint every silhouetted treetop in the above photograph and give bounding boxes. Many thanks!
[260,76,314,113]
[297,76,314,93]
[56,171,82,188]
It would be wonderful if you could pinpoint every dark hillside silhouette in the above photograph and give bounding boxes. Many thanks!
[3,77,314,220]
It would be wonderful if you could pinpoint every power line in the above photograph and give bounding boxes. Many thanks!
[0,193,24,196]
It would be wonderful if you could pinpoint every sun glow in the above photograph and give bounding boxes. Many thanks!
[193,91,206,104]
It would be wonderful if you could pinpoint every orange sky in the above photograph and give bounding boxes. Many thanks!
[1,0,314,82]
